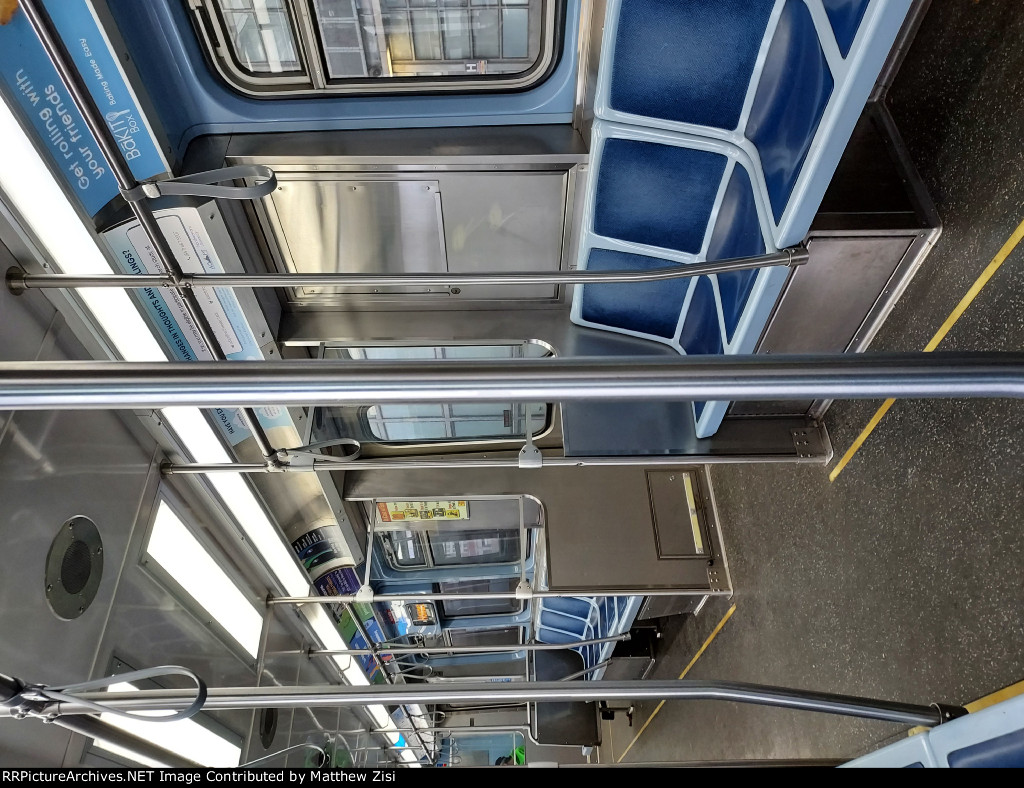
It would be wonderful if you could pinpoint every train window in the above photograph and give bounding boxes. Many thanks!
[364,402,547,443]
[438,578,523,617]
[447,625,522,649]
[215,0,303,75]
[374,496,534,570]
[379,526,526,570]
[191,0,559,95]
[382,529,429,567]
[317,343,552,446]
[427,528,521,566]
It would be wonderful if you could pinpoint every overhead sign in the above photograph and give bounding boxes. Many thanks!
[0,0,167,216]
[377,501,470,523]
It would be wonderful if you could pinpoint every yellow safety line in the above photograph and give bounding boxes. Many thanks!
[616,603,737,763]
[965,678,1024,713]
[908,678,1024,736]
[606,713,614,763]
[830,217,1024,483]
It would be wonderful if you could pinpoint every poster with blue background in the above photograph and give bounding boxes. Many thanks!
[0,0,167,216]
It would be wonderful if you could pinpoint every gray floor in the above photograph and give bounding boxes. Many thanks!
[598,0,1024,766]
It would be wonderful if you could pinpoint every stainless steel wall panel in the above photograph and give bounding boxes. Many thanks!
[439,172,567,301]
[266,179,448,297]
[0,287,158,766]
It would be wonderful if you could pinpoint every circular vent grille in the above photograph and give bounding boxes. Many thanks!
[45,516,103,620]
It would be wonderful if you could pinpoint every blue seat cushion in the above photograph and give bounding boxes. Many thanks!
[594,138,727,253]
[579,248,693,339]
[678,276,725,425]
[543,598,594,619]
[609,0,776,130]
[678,276,724,357]
[822,0,871,58]
[746,0,834,223]
[704,165,766,341]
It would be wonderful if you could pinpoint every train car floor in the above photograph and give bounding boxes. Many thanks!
[596,0,1024,767]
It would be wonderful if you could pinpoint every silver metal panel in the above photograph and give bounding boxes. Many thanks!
[734,234,914,416]
[223,125,589,164]
[266,178,447,296]
[760,236,915,355]
[222,126,587,310]
[440,172,567,301]
[0,284,156,766]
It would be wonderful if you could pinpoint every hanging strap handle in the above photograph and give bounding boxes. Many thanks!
[23,665,207,722]
[121,165,277,202]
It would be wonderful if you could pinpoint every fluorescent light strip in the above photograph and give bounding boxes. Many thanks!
[1,92,413,760]
[147,500,263,658]
[91,738,168,769]
[0,96,164,362]
[95,683,241,767]
[162,407,312,597]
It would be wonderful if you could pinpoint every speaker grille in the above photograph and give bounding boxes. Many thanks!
[61,540,93,594]
[46,516,103,620]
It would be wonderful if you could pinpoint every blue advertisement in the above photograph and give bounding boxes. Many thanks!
[0,0,167,216]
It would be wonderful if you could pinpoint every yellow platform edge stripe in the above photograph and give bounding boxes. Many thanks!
[616,603,738,763]
[830,217,1024,483]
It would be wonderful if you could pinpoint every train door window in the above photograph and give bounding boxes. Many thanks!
[447,625,522,649]
[190,0,559,95]
[381,528,428,567]
[438,578,523,617]
[315,342,552,446]
[374,496,533,571]
[379,525,526,570]
[216,0,303,74]
[427,528,521,566]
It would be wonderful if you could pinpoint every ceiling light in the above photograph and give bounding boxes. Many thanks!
[95,682,241,767]
[146,500,263,658]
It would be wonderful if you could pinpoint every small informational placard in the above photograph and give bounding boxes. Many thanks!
[376,500,469,522]
[102,206,293,445]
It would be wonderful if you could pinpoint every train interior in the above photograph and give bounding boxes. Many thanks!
[1,0,1023,769]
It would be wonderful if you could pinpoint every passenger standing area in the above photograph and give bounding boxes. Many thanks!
[572,0,913,437]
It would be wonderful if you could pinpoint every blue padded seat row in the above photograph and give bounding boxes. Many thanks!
[535,596,643,678]
[573,0,912,438]
[594,139,726,253]
[745,0,834,225]
[595,0,913,248]
[542,597,597,620]
[571,126,787,437]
